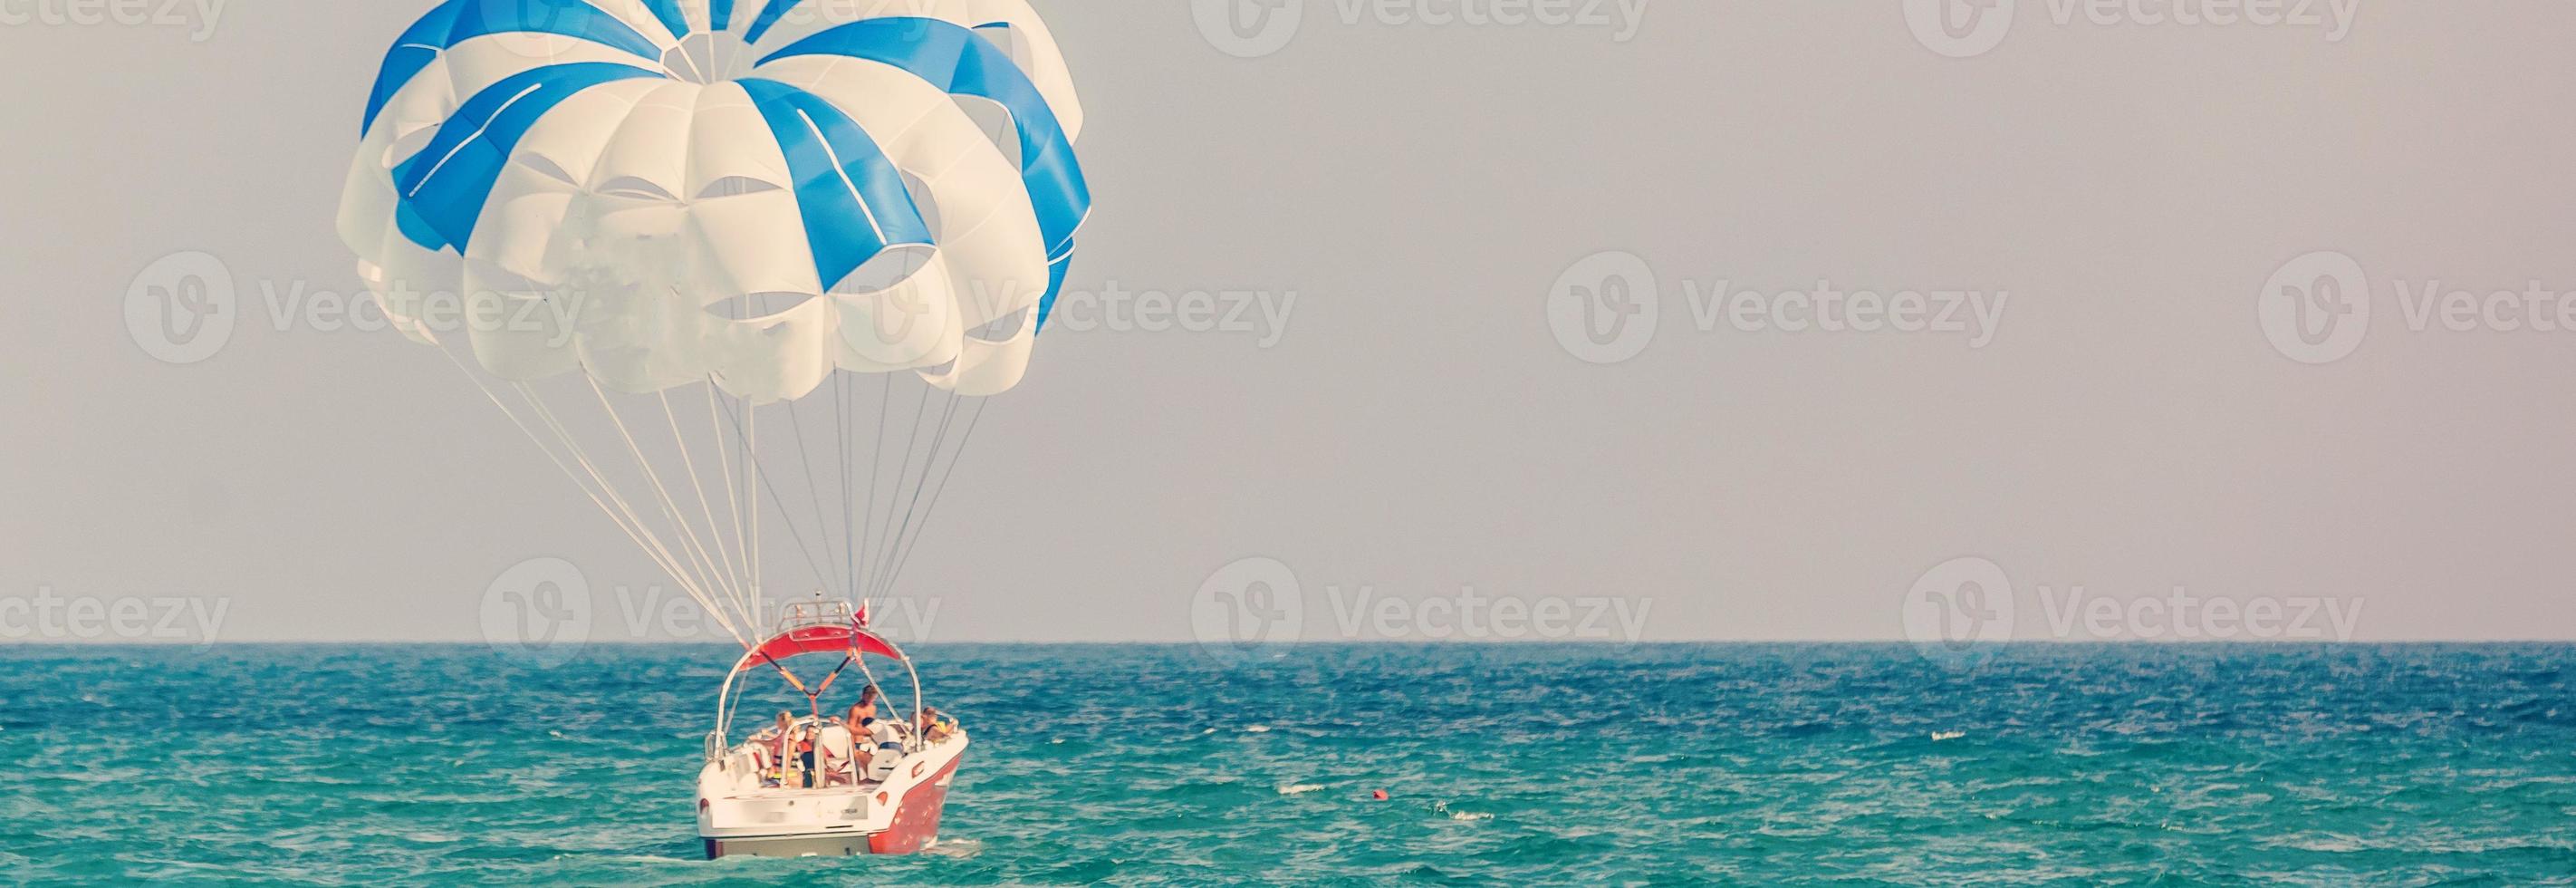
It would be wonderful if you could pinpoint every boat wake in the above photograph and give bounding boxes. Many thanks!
[924,838,984,858]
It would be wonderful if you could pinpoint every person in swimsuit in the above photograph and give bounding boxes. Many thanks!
[792,719,820,787]
[764,710,797,787]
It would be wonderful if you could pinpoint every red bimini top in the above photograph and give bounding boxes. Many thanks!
[730,622,907,677]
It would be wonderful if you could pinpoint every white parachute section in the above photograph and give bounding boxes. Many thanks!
[336,0,1091,647]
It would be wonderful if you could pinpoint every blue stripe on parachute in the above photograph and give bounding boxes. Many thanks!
[1035,249,1073,333]
[759,17,1089,262]
[638,0,691,39]
[362,0,664,136]
[976,21,1080,337]
[390,62,668,252]
[742,0,804,44]
[711,0,735,31]
[735,78,935,290]
[361,0,462,136]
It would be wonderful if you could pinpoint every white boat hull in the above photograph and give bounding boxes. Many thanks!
[697,730,968,858]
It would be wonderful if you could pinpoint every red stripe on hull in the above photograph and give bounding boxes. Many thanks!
[868,753,965,855]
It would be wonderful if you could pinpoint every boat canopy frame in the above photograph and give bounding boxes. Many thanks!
[708,601,924,759]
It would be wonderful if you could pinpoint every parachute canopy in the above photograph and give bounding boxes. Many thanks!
[340,0,1091,403]
[339,0,1094,648]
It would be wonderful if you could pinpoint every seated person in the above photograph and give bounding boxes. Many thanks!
[791,721,822,788]
[759,710,799,787]
[918,707,957,742]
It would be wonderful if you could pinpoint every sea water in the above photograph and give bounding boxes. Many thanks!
[3,643,2572,884]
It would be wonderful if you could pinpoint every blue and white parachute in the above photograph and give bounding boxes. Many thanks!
[340,0,1089,402]
[339,0,1093,645]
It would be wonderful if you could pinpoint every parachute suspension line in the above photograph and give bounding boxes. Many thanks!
[533,384,716,604]
[856,372,892,616]
[779,394,850,599]
[891,381,968,602]
[873,394,988,604]
[704,380,753,614]
[737,297,763,625]
[695,389,766,637]
[663,387,758,632]
[831,373,845,602]
[583,377,742,615]
[715,392,841,605]
[856,377,901,615]
[745,391,761,624]
[708,381,765,626]
[515,382,751,646]
[656,390,746,611]
[860,377,938,611]
[844,371,865,604]
[867,386,956,602]
[423,340,752,648]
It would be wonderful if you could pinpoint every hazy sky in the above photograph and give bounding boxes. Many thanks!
[5,1,2575,644]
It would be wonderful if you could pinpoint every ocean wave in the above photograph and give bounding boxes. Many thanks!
[4,643,2572,884]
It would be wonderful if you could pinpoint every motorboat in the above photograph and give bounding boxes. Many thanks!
[697,602,967,858]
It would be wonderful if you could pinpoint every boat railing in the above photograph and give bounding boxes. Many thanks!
[775,599,858,635]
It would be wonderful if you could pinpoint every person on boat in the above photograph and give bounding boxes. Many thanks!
[755,711,793,787]
[849,686,892,735]
[841,689,909,780]
[794,723,822,788]
[918,707,956,743]
[757,710,819,787]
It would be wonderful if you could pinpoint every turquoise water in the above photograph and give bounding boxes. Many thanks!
[4,643,2573,884]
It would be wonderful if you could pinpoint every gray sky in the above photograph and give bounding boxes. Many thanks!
[5,1,2575,644]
